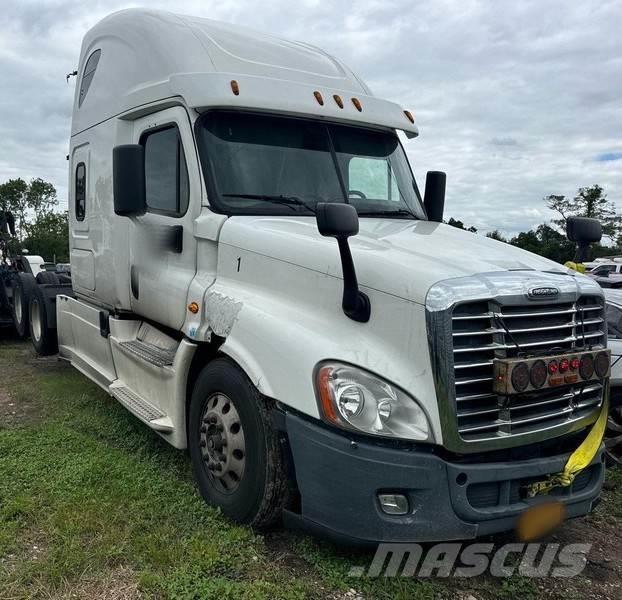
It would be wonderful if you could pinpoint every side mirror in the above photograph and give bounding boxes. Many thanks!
[113,144,146,216]
[316,203,370,323]
[566,217,602,263]
[423,171,446,223]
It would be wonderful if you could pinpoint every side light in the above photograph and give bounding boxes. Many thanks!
[404,110,414,124]
[187,302,199,314]
[313,91,324,106]
[559,358,570,373]
[333,94,344,109]
[548,360,558,374]
[351,97,363,112]
[230,80,240,96]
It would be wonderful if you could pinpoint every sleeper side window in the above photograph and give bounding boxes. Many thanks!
[79,49,101,108]
[142,126,189,216]
[75,162,86,221]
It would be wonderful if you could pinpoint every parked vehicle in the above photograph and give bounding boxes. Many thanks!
[604,289,622,464]
[24,9,610,542]
[586,263,622,288]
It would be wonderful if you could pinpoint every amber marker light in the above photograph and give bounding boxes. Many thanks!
[316,365,340,425]
[351,97,363,112]
[333,94,344,108]
[314,91,324,105]
[188,302,200,314]
[230,80,240,96]
[404,110,414,123]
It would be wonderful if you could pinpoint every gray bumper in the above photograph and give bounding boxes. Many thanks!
[284,413,605,544]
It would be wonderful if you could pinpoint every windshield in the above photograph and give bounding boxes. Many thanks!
[196,111,424,218]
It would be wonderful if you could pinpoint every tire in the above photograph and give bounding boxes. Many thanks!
[11,273,37,338]
[188,358,289,529]
[36,271,60,285]
[29,287,58,356]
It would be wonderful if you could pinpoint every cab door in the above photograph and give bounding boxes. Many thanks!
[128,107,200,330]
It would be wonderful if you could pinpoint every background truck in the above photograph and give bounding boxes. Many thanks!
[23,8,609,543]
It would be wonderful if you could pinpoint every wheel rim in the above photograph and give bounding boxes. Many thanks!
[31,298,41,342]
[14,286,22,324]
[199,392,246,494]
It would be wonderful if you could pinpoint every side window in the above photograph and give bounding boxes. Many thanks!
[75,162,86,221]
[79,49,101,108]
[142,126,189,216]
[348,157,400,202]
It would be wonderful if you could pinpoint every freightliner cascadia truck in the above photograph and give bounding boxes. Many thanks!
[24,9,610,543]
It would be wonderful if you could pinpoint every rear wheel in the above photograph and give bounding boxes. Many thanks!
[29,287,58,356]
[11,273,37,338]
[188,358,289,529]
[36,272,60,285]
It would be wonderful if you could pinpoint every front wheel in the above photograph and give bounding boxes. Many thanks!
[188,358,289,529]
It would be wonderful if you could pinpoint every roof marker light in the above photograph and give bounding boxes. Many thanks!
[333,94,344,109]
[230,80,240,96]
[404,110,414,124]
[314,91,324,106]
[351,98,363,112]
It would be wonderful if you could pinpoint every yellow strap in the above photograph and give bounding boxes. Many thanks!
[526,391,608,498]
[564,261,586,273]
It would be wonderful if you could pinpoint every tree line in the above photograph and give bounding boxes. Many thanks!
[0,178,68,263]
[0,178,618,267]
[449,185,620,264]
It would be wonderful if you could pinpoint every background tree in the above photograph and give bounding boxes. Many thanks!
[510,224,575,264]
[0,177,58,241]
[486,230,507,242]
[22,212,69,263]
[546,184,621,241]
[447,217,477,233]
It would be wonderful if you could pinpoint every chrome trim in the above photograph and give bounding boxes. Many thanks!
[426,270,608,453]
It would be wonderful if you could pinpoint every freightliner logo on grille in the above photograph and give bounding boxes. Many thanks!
[527,286,559,299]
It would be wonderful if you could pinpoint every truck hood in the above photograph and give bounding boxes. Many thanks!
[219,216,573,305]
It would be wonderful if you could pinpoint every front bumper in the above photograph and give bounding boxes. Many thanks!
[284,413,605,544]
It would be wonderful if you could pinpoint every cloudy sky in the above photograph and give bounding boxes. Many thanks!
[1,0,620,237]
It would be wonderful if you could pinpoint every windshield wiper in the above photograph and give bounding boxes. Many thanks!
[222,194,315,212]
[356,208,417,218]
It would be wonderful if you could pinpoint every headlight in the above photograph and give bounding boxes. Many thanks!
[315,362,431,441]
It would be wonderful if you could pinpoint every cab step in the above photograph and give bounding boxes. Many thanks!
[118,339,176,367]
[110,382,173,432]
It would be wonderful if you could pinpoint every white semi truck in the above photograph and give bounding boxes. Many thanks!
[26,9,610,543]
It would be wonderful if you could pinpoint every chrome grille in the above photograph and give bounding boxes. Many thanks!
[452,296,606,443]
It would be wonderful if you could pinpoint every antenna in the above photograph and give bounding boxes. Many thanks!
[66,70,78,83]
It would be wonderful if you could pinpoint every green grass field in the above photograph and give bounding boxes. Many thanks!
[0,339,620,599]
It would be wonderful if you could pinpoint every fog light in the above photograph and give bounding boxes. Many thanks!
[378,493,409,515]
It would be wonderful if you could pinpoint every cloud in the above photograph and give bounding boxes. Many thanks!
[0,0,620,233]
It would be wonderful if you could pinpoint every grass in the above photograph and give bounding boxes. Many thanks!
[0,339,618,599]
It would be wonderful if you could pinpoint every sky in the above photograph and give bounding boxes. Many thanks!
[0,0,620,238]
